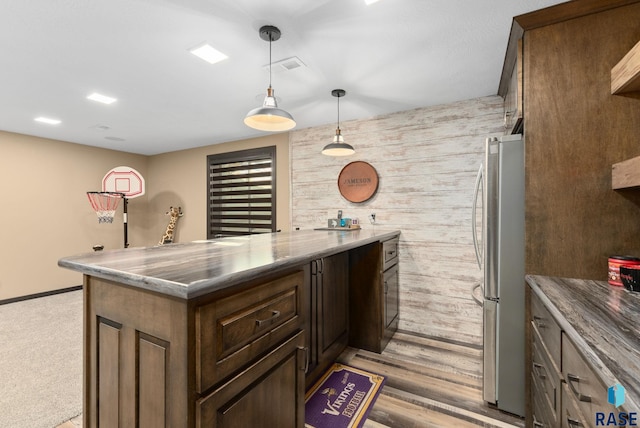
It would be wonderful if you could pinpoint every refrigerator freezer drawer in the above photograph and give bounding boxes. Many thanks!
[483,299,497,404]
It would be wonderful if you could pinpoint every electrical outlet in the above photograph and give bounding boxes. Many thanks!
[368,213,376,224]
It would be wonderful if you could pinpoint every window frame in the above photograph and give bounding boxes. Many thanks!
[206,146,277,238]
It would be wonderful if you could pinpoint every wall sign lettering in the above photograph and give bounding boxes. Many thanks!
[337,161,379,203]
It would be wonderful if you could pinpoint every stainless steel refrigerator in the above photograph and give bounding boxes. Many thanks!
[472,134,525,416]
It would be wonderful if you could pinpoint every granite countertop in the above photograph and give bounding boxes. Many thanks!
[58,229,400,299]
[526,275,640,412]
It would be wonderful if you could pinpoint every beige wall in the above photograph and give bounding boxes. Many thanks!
[0,131,148,300]
[145,133,290,244]
[0,131,289,301]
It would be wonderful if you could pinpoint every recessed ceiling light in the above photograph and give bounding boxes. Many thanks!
[87,92,117,104]
[189,43,228,65]
[364,0,382,4]
[34,116,61,125]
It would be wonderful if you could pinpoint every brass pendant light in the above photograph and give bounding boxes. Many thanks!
[244,25,296,132]
[322,89,355,156]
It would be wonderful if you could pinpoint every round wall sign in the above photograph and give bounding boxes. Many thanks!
[338,161,379,203]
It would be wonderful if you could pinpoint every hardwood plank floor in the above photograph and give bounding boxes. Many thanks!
[56,330,524,428]
[340,331,525,428]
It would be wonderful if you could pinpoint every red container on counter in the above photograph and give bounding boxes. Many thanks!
[608,255,640,286]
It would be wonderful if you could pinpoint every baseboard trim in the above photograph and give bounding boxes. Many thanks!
[0,285,82,306]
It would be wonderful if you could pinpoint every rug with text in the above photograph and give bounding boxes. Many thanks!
[305,363,385,428]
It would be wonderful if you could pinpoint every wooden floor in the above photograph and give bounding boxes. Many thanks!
[56,330,524,428]
[340,331,524,427]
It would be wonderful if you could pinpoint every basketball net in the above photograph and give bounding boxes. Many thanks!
[87,192,124,223]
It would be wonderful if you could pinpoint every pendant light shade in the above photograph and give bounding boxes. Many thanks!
[322,89,355,156]
[244,26,296,132]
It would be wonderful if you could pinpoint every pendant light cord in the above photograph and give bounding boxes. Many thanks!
[336,93,340,131]
[268,32,272,89]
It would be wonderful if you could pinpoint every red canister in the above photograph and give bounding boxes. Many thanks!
[608,256,640,286]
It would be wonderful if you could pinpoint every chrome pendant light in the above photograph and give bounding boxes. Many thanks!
[244,25,296,132]
[322,89,355,156]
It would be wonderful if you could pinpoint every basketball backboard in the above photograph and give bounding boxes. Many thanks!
[102,166,145,198]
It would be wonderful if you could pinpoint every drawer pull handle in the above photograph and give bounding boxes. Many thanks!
[256,310,281,327]
[298,346,310,373]
[566,417,584,427]
[567,373,592,402]
[533,362,546,379]
[533,416,545,427]
[533,315,546,329]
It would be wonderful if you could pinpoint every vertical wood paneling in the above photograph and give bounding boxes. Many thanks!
[291,96,504,346]
[138,334,168,427]
[98,319,121,427]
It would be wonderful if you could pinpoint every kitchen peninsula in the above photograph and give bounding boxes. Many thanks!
[58,228,400,427]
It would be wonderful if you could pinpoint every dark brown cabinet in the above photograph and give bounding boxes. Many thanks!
[503,39,523,135]
[528,285,619,428]
[196,331,306,428]
[84,270,306,428]
[77,233,401,427]
[530,291,561,428]
[306,252,349,385]
[349,236,400,353]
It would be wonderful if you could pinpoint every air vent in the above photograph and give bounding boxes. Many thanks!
[105,136,126,142]
[263,56,306,73]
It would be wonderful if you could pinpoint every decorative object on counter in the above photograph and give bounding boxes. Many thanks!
[87,166,146,248]
[338,161,379,203]
[608,255,640,286]
[322,89,355,156]
[305,363,385,428]
[620,265,640,292]
[244,25,296,132]
[323,217,360,230]
[158,206,183,245]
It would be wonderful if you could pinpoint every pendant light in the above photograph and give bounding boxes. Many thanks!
[244,25,296,132]
[322,89,355,156]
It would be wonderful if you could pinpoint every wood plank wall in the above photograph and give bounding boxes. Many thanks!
[290,97,504,345]
[524,3,640,280]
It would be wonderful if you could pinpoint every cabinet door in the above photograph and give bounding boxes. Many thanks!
[382,263,399,351]
[318,252,349,368]
[384,263,399,329]
[504,39,523,134]
[196,331,306,428]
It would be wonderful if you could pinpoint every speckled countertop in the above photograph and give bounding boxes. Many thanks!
[526,275,640,412]
[58,229,400,299]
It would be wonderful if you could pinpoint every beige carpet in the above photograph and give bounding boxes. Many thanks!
[0,290,83,428]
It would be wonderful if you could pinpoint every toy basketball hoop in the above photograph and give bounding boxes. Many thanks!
[86,166,146,248]
[87,191,124,223]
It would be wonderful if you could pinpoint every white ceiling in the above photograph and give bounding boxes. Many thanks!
[0,0,566,155]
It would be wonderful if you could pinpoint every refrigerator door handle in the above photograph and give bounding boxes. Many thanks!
[471,282,483,307]
[472,164,483,270]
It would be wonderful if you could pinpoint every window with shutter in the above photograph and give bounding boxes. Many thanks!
[207,146,276,238]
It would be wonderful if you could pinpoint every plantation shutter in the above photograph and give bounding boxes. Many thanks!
[207,146,276,238]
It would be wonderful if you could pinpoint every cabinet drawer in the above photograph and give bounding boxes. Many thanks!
[382,237,399,271]
[532,326,559,425]
[532,373,556,428]
[196,330,305,428]
[561,383,589,428]
[196,271,304,393]
[531,292,562,368]
[562,333,616,421]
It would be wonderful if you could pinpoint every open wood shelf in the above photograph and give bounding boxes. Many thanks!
[612,155,640,189]
[612,39,640,94]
